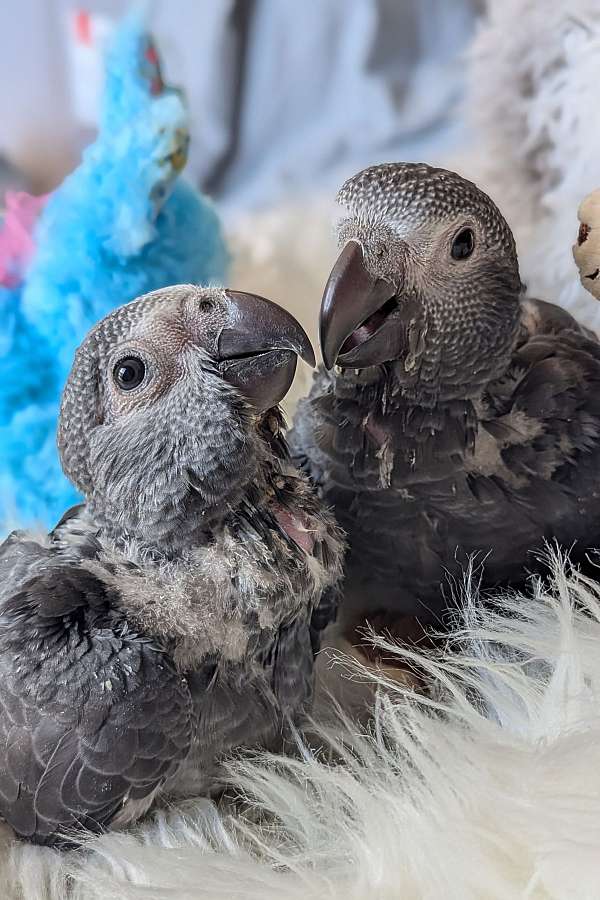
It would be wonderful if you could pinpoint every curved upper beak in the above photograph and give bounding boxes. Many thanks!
[217,290,315,410]
[320,240,397,369]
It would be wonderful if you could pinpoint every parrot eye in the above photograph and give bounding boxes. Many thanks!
[451,227,475,260]
[113,357,146,391]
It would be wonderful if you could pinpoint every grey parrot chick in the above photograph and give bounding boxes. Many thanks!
[0,285,343,847]
[292,162,600,643]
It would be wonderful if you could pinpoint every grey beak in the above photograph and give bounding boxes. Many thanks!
[320,241,396,369]
[218,290,315,411]
[219,290,315,367]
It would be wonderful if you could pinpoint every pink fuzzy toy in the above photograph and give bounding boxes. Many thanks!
[0,191,47,288]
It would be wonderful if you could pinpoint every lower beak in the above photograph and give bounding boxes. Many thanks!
[218,290,315,411]
[320,240,398,369]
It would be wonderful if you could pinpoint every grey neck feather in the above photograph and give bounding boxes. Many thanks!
[88,448,279,562]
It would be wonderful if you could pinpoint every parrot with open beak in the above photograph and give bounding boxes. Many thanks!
[292,162,600,644]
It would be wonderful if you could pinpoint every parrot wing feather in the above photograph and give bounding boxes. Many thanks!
[0,561,192,847]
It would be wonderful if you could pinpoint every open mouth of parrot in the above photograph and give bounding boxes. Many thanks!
[219,347,275,362]
[319,240,403,369]
[338,295,399,357]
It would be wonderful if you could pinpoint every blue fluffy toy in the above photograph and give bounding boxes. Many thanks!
[0,10,229,530]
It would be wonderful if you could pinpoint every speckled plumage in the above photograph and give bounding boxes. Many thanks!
[292,163,600,631]
[0,286,343,847]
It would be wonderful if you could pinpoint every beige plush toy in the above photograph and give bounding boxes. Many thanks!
[574,188,600,299]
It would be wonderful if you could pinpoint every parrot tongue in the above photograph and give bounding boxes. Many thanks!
[271,504,316,554]
[339,296,399,355]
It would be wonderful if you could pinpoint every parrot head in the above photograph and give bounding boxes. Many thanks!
[58,286,314,546]
[320,163,523,403]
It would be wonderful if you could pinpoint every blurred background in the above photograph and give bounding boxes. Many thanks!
[0,0,481,213]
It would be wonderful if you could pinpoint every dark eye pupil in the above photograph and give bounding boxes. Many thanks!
[451,228,475,260]
[113,357,145,390]
[119,366,137,383]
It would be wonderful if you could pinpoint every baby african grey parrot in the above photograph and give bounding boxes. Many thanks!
[0,285,343,847]
[291,162,600,639]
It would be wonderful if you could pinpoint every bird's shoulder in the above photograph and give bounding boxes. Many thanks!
[519,295,598,342]
[0,557,192,845]
[0,528,54,604]
[0,555,185,700]
[475,300,600,484]
[0,502,106,608]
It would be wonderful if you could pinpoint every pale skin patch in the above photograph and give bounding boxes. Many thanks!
[467,404,544,487]
[465,427,526,487]
[574,188,600,301]
[520,298,544,337]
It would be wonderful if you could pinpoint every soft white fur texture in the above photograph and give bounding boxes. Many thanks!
[4,555,600,899]
[464,0,600,329]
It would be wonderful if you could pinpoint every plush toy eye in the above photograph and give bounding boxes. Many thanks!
[113,357,146,391]
[578,222,590,246]
[451,227,475,260]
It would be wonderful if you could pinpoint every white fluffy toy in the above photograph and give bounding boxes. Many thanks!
[464,0,600,331]
[574,188,600,300]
